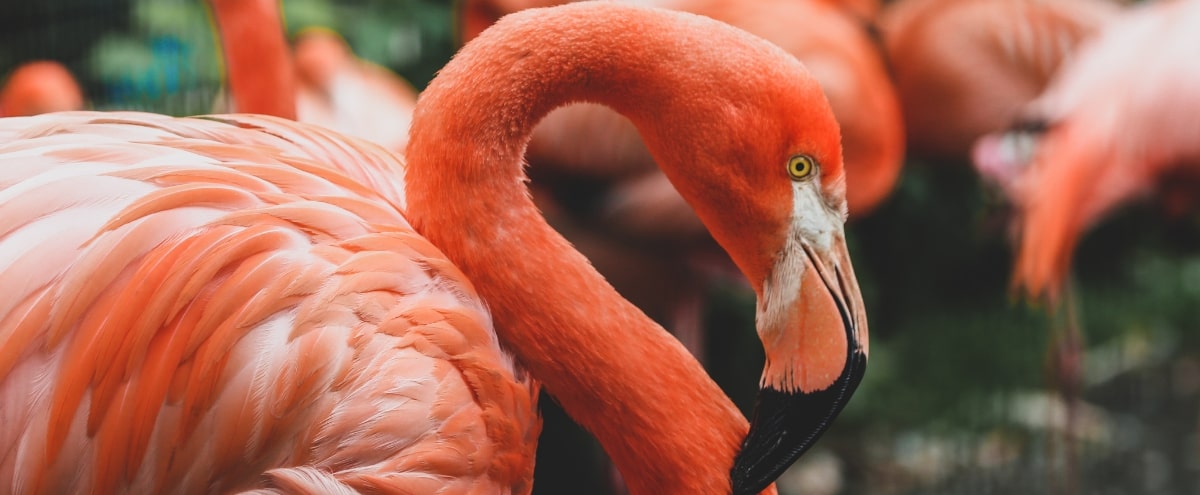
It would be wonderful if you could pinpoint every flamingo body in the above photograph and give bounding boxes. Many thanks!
[972,0,1200,300]
[293,30,419,153]
[882,0,1119,160]
[0,112,537,494]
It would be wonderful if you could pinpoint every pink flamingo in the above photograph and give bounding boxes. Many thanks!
[0,3,866,494]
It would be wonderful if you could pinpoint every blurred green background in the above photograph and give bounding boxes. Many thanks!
[2,0,1198,493]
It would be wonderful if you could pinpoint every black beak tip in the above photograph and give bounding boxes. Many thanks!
[729,351,866,495]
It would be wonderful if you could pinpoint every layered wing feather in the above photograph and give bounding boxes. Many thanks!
[0,112,538,495]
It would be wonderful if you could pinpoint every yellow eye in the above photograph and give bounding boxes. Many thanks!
[787,154,816,180]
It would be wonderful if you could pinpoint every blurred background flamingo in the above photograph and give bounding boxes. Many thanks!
[969,4,1200,490]
[0,60,85,116]
[3,0,1200,493]
[974,0,1200,302]
[292,28,419,153]
[880,0,1120,162]
[880,1,1124,484]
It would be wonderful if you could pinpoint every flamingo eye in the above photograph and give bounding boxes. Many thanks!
[787,154,817,180]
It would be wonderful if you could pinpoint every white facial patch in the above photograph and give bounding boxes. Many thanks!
[788,174,843,252]
[755,173,846,338]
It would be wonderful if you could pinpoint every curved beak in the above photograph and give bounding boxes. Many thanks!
[731,235,867,495]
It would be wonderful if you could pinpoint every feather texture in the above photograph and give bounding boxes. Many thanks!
[0,111,538,495]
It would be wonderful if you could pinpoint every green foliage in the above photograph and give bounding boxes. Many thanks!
[281,0,456,88]
[63,0,457,115]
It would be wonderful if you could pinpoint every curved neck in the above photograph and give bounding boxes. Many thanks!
[406,5,760,494]
[209,0,296,119]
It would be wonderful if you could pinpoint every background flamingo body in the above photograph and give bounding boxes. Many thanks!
[881,0,1119,161]
[972,0,1200,301]
[293,29,419,153]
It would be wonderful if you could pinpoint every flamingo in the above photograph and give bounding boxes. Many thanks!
[0,61,85,117]
[971,0,1200,302]
[0,3,867,494]
[880,0,1119,161]
[968,4,1198,482]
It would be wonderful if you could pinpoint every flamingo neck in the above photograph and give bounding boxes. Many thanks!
[406,5,760,494]
[209,0,296,119]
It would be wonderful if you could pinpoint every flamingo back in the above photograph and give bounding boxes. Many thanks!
[0,112,538,494]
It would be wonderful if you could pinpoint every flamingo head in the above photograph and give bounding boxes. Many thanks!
[633,48,869,493]
[974,114,1155,302]
[0,61,84,117]
[972,117,1050,206]
[729,150,868,495]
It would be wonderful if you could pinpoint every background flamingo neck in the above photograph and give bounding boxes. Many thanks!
[209,0,297,119]
[406,5,751,493]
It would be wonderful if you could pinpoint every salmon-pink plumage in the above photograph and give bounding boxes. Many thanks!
[815,0,882,24]
[0,112,537,494]
[0,4,867,494]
